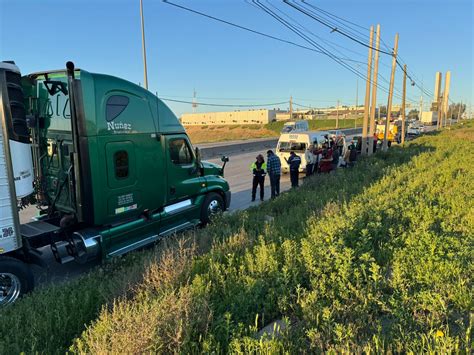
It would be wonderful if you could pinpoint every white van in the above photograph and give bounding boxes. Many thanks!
[281,120,309,133]
[276,131,331,172]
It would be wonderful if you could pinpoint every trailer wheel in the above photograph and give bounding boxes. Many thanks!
[0,256,34,306]
[201,192,224,225]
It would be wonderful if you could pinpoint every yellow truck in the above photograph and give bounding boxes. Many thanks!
[376,121,402,145]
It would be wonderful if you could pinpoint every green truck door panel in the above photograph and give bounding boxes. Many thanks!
[165,135,203,203]
[101,135,167,254]
[104,141,141,219]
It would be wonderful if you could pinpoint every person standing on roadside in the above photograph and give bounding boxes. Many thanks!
[304,144,316,176]
[285,151,301,187]
[250,154,266,202]
[319,142,333,173]
[313,144,323,173]
[266,150,281,199]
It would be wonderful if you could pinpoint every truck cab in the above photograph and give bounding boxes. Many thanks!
[0,61,230,305]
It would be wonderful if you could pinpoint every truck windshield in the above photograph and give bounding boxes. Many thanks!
[279,142,306,152]
[281,126,294,133]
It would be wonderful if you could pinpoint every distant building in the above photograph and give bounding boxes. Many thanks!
[181,109,283,125]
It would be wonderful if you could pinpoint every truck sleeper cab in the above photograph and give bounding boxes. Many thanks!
[0,61,230,305]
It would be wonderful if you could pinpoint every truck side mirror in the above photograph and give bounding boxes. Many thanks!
[220,155,229,176]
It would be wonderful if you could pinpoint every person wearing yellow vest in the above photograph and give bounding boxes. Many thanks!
[250,154,267,202]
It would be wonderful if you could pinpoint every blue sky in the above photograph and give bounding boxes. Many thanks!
[1,0,472,117]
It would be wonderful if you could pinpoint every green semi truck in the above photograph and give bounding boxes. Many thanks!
[0,61,231,305]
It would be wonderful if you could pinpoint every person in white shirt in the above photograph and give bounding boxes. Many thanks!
[304,144,317,176]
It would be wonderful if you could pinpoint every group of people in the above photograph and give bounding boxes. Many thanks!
[250,150,282,201]
[304,135,358,176]
[249,135,358,202]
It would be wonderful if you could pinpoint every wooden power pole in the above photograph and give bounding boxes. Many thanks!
[442,71,451,127]
[336,100,339,129]
[457,100,463,121]
[368,24,380,156]
[362,25,375,155]
[401,64,407,144]
[289,96,293,120]
[382,33,399,152]
[435,72,443,129]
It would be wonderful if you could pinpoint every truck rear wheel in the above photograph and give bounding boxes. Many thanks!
[0,256,34,306]
[201,192,224,225]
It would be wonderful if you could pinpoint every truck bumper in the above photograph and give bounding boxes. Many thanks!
[224,191,231,210]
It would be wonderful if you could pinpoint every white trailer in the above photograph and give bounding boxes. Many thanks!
[421,111,438,125]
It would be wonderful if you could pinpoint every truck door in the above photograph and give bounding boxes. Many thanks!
[165,135,202,203]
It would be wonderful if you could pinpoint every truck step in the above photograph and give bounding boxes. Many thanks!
[21,220,60,239]
[51,240,75,264]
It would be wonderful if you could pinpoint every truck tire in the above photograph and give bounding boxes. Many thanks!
[0,256,34,306]
[201,192,224,225]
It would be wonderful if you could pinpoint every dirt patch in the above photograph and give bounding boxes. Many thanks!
[185,125,278,144]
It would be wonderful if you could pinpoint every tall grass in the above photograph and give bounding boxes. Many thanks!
[1,123,472,353]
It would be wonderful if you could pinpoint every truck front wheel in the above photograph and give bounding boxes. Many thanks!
[201,192,224,225]
[0,256,34,306]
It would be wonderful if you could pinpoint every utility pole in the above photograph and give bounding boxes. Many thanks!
[289,96,293,120]
[435,72,443,129]
[192,89,197,113]
[419,77,424,121]
[368,24,380,156]
[419,95,423,121]
[362,25,375,155]
[382,33,399,152]
[401,64,407,144]
[336,100,339,129]
[442,71,451,127]
[140,0,149,90]
[355,77,358,128]
[457,100,463,121]
[438,94,443,129]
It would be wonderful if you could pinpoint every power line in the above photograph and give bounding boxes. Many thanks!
[253,1,409,103]
[161,97,288,107]
[284,1,430,105]
[285,1,393,55]
[162,0,366,64]
[298,1,444,104]
[160,94,289,101]
[163,0,422,107]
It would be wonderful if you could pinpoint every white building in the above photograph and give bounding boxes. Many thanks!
[180,109,283,125]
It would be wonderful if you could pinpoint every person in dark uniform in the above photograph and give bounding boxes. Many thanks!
[250,154,266,201]
[285,151,301,188]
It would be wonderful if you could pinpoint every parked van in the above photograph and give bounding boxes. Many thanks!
[276,131,331,172]
[281,120,309,133]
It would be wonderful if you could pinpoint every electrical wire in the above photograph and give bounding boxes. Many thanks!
[161,97,288,107]
[161,0,366,64]
[285,1,393,55]
[163,0,433,108]
[294,1,443,104]
[252,1,406,103]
